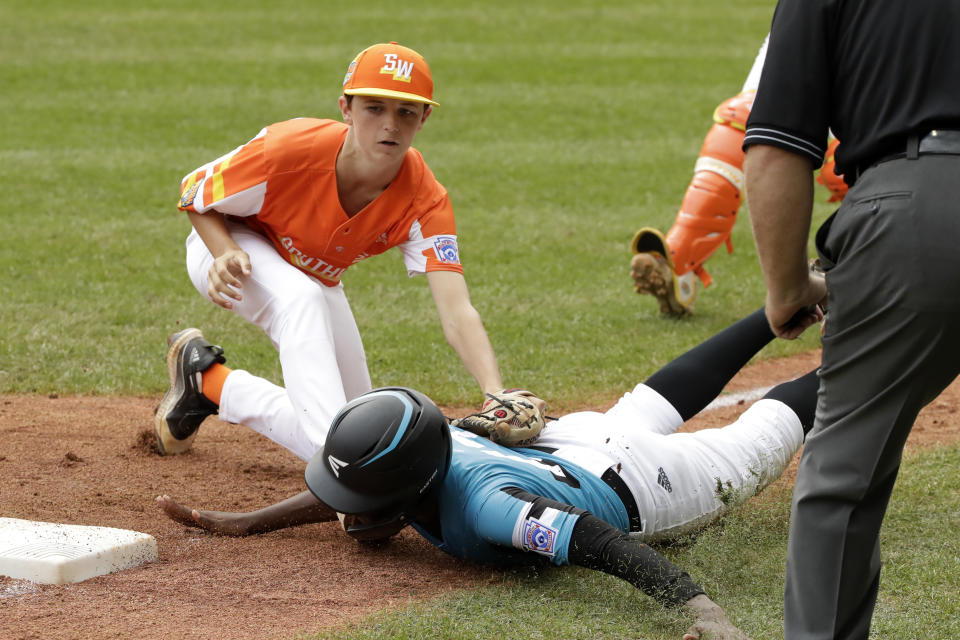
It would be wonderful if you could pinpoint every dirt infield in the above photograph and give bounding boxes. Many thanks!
[2,349,958,640]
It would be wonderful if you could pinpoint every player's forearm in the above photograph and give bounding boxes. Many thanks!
[239,490,338,534]
[187,210,243,258]
[566,513,704,606]
[744,145,816,303]
[427,271,503,394]
[158,490,337,537]
[444,309,503,394]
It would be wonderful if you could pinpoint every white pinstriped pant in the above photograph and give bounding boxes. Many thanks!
[185,222,371,461]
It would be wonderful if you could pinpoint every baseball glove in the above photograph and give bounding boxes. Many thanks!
[452,389,547,446]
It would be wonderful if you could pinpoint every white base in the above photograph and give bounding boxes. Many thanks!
[0,518,158,584]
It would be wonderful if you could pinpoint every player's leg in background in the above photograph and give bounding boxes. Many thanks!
[631,34,847,317]
[642,307,774,421]
[667,34,766,286]
[659,89,753,288]
[629,37,768,316]
[760,370,818,435]
[605,307,777,436]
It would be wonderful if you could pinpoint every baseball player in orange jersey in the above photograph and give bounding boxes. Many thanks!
[630,35,847,316]
[156,42,540,460]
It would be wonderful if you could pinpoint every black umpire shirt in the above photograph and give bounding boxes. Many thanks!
[743,0,960,182]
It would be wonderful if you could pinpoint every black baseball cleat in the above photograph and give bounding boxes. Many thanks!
[154,328,226,455]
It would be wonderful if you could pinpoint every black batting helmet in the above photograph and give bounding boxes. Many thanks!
[304,387,451,529]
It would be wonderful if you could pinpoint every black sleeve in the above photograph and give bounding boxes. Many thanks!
[567,513,705,606]
[743,0,832,165]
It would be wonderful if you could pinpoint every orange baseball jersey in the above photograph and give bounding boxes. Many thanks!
[178,118,462,286]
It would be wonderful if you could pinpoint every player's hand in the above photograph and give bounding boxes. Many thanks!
[207,249,252,309]
[681,594,752,640]
[682,618,752,640]
[765,271,827,340]
[156,495,253,536]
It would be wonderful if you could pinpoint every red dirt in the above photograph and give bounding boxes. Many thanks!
[1,349,957,639]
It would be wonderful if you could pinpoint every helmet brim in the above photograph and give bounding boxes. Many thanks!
[304,446,413,515]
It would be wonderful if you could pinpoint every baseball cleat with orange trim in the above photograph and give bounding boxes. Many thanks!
[154,328,226,455]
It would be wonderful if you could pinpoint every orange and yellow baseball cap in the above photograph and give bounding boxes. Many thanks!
[342,42,438,106]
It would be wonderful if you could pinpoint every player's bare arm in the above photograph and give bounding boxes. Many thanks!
[426,272,549,430]
[186,210,252,309]
[744,146,824,339]
[157,490,335,536]
[426,270,503,395]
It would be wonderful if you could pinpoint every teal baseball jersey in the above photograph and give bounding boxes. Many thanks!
[411,426,629,566]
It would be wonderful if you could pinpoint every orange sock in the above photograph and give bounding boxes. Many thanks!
[201,363,232,406]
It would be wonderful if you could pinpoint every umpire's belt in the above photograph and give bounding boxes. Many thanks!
[600,467,643,533]
[855,129,960,181]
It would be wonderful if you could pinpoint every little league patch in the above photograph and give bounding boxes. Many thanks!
[522,518,557,556]
[433,236,459,263]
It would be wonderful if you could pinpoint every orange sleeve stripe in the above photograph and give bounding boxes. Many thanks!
[424,263,464,274]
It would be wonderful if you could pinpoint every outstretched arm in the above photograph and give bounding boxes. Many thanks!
[157,490,337,536]
[474,485,750,639]
[567,514,750,640]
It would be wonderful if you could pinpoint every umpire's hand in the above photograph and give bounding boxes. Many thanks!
[765,271,827,340]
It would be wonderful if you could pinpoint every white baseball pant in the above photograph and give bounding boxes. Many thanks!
[185,222,372,461]
[536,383,803,542]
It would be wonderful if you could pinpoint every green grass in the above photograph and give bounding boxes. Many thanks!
[0,0,833,403]
[9,1,952,638]
[317,443,960,640]
[2,1,954,639]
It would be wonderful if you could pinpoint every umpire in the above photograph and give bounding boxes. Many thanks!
[741,1,960,638]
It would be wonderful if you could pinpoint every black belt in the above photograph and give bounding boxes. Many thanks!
[524,444,644,534]
[855,129,960,181]
[600,467,643,533]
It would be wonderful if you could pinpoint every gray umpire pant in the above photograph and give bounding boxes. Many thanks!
[783,152,960,639]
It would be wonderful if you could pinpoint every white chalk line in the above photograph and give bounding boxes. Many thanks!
[703,385,774,411]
